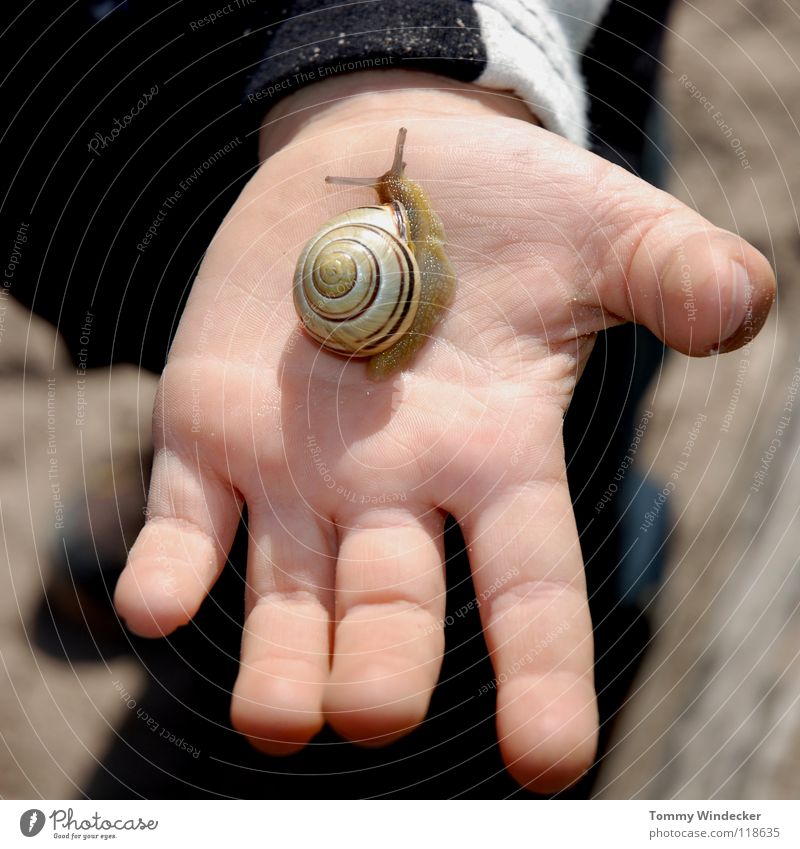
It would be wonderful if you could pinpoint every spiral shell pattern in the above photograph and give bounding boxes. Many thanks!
[293,202,421,356]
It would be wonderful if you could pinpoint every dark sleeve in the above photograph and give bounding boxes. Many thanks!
[0,1,266,370]
[1,0,666,373]
[242,0,611,146]
[582,0,675,177]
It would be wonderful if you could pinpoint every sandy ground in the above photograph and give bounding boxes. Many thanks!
[595,0,800,798]
[0,306,156,796]
[1,0,799,799]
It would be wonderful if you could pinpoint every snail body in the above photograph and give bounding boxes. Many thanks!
[293,128,455,380]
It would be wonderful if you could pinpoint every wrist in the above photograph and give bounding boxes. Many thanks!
[257,69,539,161]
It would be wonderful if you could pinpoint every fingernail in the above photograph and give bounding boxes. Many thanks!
[708,261,753,355]
[724,261,751,340]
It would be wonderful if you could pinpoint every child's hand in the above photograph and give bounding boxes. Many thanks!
[114,74,775,792]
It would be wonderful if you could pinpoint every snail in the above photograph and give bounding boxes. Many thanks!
[293,127,456,380]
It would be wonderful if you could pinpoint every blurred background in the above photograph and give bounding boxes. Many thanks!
[1,0,799,798]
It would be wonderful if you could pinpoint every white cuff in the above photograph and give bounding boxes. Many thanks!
[473,0,610,147]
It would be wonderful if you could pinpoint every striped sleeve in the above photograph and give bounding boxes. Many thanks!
[244,0,611,147]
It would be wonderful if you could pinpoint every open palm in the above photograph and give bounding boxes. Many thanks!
[115,108,774,791]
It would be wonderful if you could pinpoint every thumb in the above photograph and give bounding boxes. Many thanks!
[590,167,775,356]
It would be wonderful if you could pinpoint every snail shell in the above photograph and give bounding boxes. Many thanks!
[293,128,455,379]
[293,200,421,356]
